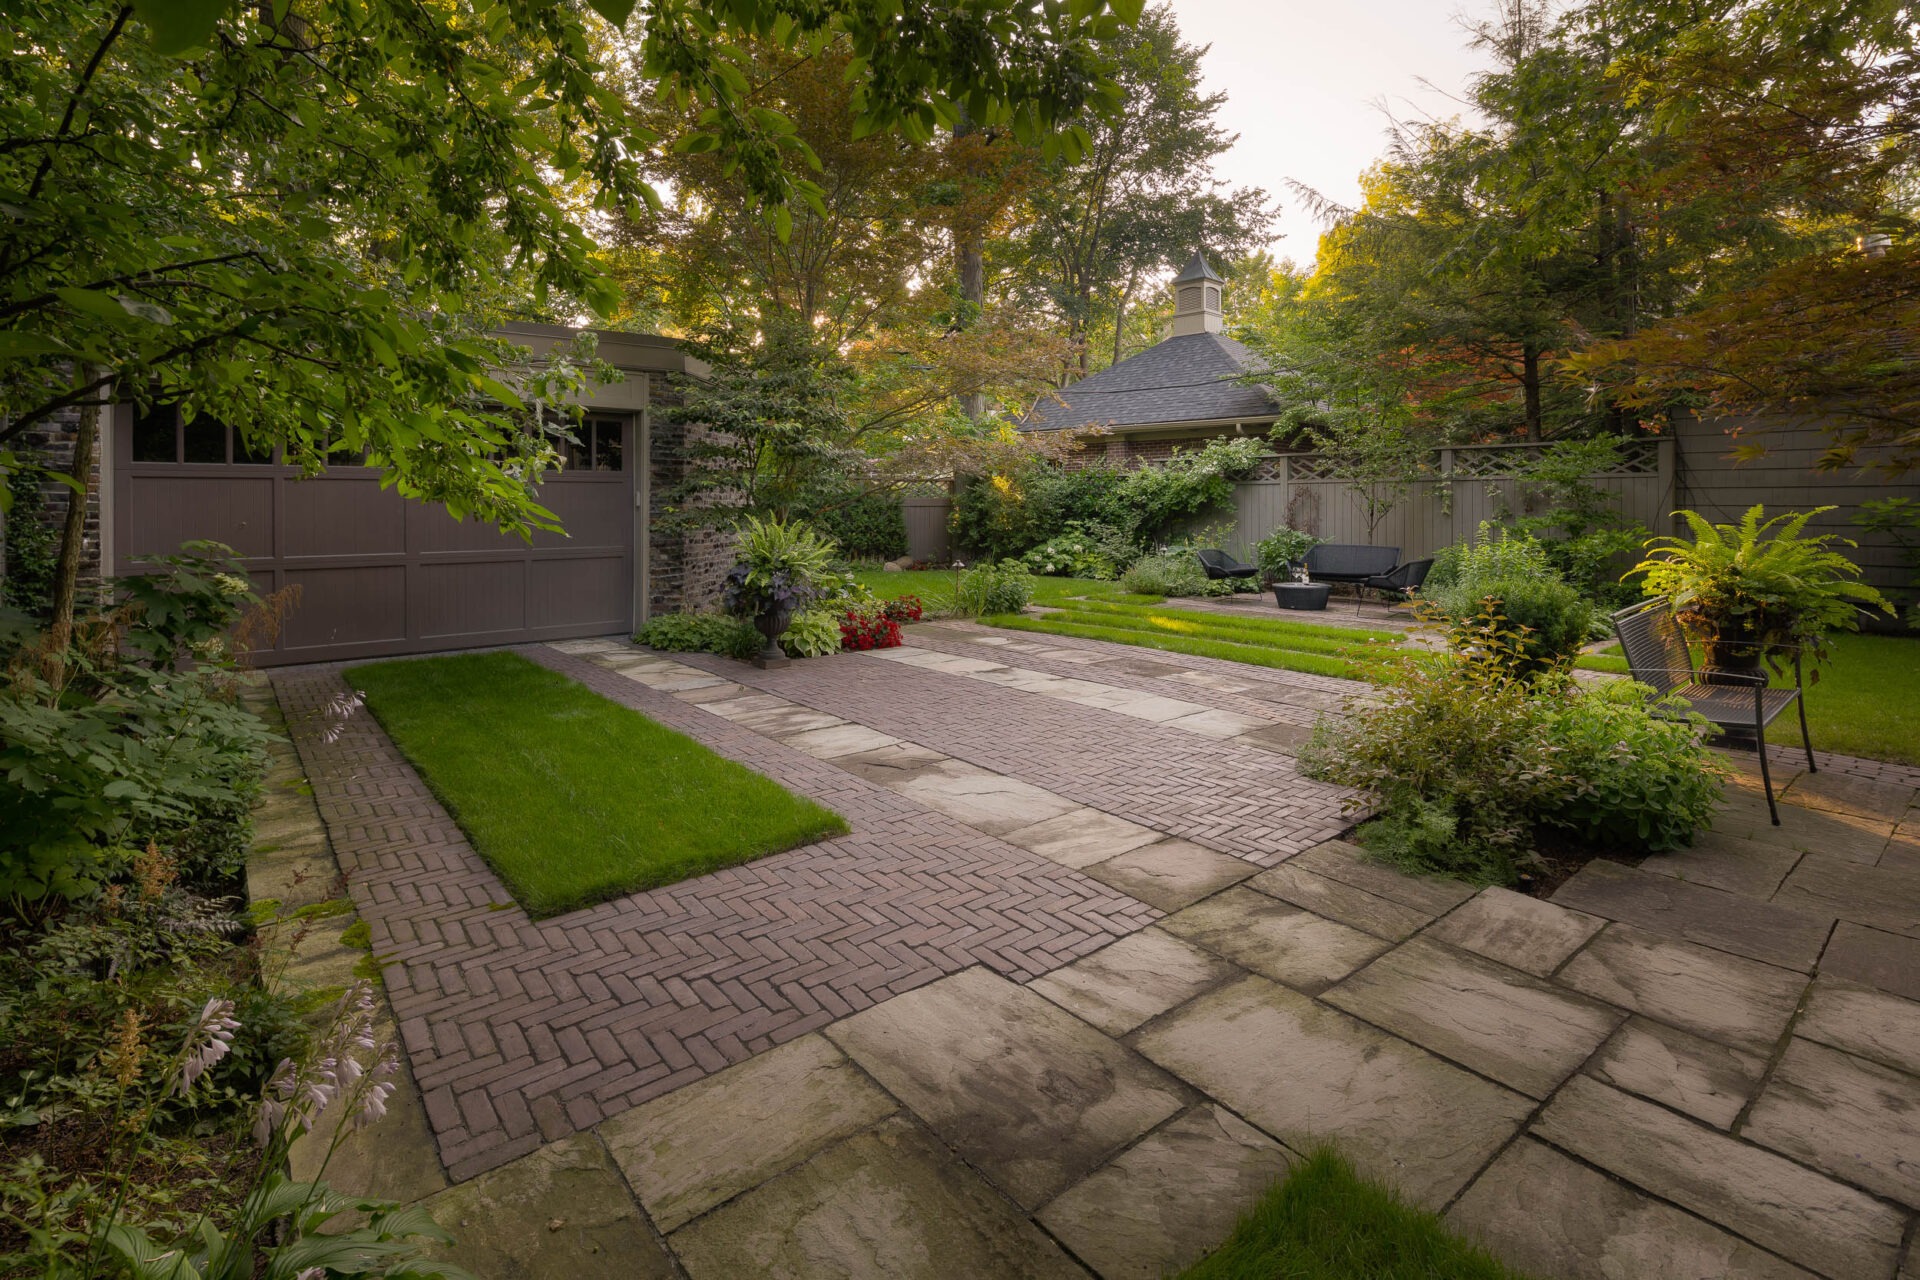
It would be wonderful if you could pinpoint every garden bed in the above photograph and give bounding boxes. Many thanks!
[346,652,847,917]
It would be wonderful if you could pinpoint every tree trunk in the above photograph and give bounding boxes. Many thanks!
[1111,271,1137,370]
[1521,344,1542,441]
[47,397,99,659]
[953,109,987,421]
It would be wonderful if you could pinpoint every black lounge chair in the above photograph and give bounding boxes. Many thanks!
[1356,557,1433,612]
[1304,543,1401,585]
[1611,598,1815,825]
[1196,548,1258,581]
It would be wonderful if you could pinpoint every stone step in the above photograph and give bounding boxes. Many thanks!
[1553,859,1832,971]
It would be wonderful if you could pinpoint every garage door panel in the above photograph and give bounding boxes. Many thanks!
[414,561,527,638]
[126,474,275,559]
[529,483,629,549]
[528,556,629,629]
[406,502,535,555]
[281,566,408,649]
[283,476,407,558]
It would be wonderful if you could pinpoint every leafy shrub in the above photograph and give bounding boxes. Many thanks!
[1427,527,1594,677]
[1120,552,1210,598]
[1020,528,1118,579]
[635,612,760,661]
[805,485,908,560]
[954,561,1034,616]
[838,605,903,651]
[1508,438,1651,608]
[1543,679,1725,852]
[781,608,843,658]
[1253,526,1321,581]
[2,464,58,618]
[1300,611,1723,883]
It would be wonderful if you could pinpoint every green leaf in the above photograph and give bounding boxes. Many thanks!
[55,288,139,325]
[586,0,636,25]
[1109,0,1146,23]
[131,0,232,56]
[0,331,68,357]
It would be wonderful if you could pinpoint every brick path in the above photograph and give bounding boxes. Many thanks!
[273,649,1158,1180]
[672,640,1355,862]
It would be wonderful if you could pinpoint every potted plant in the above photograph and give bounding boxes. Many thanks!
[1253,526,1323,584]
[1633,505,1892,678]
[722,515,839,667]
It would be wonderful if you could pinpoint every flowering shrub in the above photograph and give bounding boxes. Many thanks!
[881,595,924,623]
[839,606,903,650]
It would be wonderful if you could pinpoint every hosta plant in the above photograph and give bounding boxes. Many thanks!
[1633,505,1892,673]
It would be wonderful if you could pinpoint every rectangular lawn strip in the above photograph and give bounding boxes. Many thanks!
[1057,598,1406,647]
[851,568,1129,610]
[1179,1149,1535,1280]
[344,651,848,918]
[1035,608,1397,662]
[987,614,1385,681]
[1581,633,1920,766]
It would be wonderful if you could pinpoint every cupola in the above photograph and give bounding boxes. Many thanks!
[1169,250,1225,336]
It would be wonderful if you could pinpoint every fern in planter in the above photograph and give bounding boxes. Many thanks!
[1632,505,1892,674]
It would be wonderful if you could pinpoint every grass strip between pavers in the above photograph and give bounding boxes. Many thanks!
[1037,607,1405,660]
[987,614,1385,681]
[345,651,847,918]
[1056,598,1408,647]
[1178,1149,1537,1280]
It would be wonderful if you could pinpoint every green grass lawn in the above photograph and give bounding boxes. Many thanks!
[851,567,1130,610]
[345,651,847,917]
[1180,1150,1533,1280]
[1586,632,1920,766]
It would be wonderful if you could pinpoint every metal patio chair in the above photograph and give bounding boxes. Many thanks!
[1355,556,1434,614]
[1610,598,1816,825]
[1195,548,1259,581]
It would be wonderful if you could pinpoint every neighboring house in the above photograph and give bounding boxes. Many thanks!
[1020,251,1282,465]
[13,323,731,666]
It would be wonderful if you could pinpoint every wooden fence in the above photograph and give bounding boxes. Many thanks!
[902,494,953,563]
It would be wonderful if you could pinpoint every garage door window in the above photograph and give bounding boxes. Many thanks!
[132,404,276,464]
[563,416,624,472]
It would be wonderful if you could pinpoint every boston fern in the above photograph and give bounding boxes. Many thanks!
[1633,505,1892,670]
[721,516,840,619]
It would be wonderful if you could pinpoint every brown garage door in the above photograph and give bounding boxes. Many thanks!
[113,407,636,666]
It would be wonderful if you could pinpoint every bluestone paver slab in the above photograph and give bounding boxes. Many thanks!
[1425,887,1604,977]
[1782,771,1917,822]
[1585,1016,1767,1130]
[1553,859,1833,971]
[824,968,1188,1209]
[1002,807,1165,870]
[887,759,1081,835]
[1134,973,1532,1209]
[1795,980,1920,1075]
[668,1117,1084,1280]
[1158,886,1388,995]
[1081,839,1257,912]
[1037,1105,1294,1280]
[830,739,948,783]
[1556,923,1806,1052]
[1775,854,1920,937]
[1819,923,1920,1002]
[1746,1036,1920,1207]
[1636,832,1805,899]
[420,1134,677,1280]
[1162,707,1275,740]
[1028,929,1240,1037]
[1447,1137,1817,1280]
[598,1034,897,1232]
[1288,841,1477,916]
[1247,864,1432,941]
[1323,937,1623,1098]
[1233,721,1313,754]
[1531,1074,1905,1279]
[779,723,901,760]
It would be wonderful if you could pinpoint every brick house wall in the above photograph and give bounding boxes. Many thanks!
[643,376,736,617]
[2,404,105,609]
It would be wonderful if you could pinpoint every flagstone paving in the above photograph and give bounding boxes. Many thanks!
[265,622,1920,1280]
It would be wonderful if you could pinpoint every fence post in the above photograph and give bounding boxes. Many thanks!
[1657,437,1677,532]
[1439,447,1456,544]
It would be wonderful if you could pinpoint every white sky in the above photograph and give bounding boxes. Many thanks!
[1170,0,1500,265]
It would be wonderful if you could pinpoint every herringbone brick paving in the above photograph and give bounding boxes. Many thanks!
[673,641,1357,862]
[272,649,1160,1181]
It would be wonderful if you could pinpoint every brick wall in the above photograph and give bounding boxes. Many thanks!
[4,404,104,608]
[1058,430,1236,471]
[645,377,737,616]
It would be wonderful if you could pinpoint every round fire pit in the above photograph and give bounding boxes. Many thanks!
[1272,581,1331,611]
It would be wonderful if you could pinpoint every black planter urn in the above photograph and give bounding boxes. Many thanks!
[752,601,795,668]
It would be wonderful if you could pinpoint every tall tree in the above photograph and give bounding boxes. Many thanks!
[1003,4,1273,378]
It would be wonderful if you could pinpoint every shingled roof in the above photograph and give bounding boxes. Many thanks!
[1020,330,1280,433]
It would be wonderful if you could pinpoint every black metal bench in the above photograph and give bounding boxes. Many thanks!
[1304,543,1402,584]
[1195,549,1259,581]
[1611,598,1815,825]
